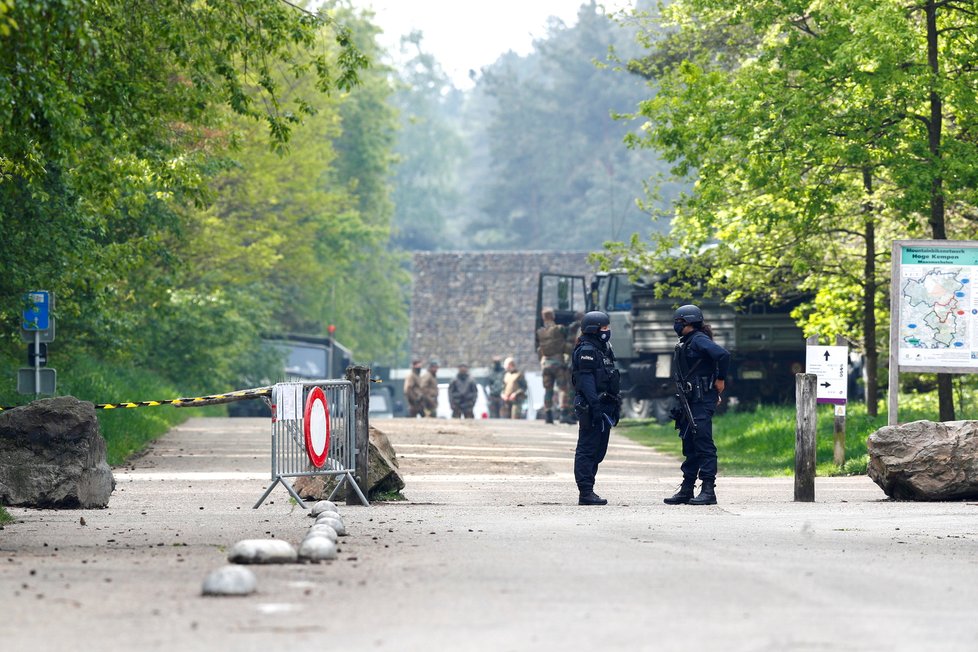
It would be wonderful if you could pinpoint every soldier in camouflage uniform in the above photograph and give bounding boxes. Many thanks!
[537,307,569,424]
[449,363,478,419]
[501,357,527,419]
[403,358,425,418]
[419,359,440,418]
[560,311,585,424]
[483,355,506,418]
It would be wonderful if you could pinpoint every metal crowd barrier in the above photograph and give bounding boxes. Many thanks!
[253,380,369,508]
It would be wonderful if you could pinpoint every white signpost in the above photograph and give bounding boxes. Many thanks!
[889,240,978,424]
[805,345,848,406]
[803,337,850,470]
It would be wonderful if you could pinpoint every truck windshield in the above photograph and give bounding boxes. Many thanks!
[597,274,633,312]
[279,343,327,378]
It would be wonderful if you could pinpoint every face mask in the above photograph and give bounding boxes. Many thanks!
[599,330,611,343]
[674,322,685,337]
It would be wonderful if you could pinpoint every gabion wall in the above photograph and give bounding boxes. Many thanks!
[410,251,593,371]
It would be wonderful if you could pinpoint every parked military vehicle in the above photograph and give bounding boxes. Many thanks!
[537,271,806,421]
[228,333,353,417]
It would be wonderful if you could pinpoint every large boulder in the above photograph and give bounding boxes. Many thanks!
[0,396,115,508]
[868,420,978,500]
[294,425,405,500]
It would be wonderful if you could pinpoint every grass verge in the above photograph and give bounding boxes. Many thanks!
[1,353,226,467]
[616,397,948,477]
[0,506,12,524]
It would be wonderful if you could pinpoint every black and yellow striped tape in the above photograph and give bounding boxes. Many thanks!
[0,386,272,412]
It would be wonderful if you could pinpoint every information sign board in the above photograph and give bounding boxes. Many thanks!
[894,244,978,370]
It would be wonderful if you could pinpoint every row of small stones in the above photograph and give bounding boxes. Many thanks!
[202,500,347,596]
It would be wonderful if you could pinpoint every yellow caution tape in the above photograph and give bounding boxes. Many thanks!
[0,386,272,412]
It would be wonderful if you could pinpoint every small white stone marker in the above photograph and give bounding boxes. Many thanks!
[310,500,339,516]
[202,565,257,596]
[298,536,338,562]
[306,524,338,542]
[228,539,298,564]
[315,514,347,536]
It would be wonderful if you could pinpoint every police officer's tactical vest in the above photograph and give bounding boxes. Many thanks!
[572,339,620,397]
[674,332,714,401]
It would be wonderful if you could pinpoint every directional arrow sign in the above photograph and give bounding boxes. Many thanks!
[806,345,848,405]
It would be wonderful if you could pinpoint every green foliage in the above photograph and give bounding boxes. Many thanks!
[0,505,11,524]
[187,1,408,367]
[0,0,405,398]
[469,4,674,250]
[389,31,467,250]
[609,0,978,414]
[384,2,681,252]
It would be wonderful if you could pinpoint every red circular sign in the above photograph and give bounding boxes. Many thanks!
[303,387,331,468]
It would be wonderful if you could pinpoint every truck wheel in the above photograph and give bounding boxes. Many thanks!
[621,396,652,419]
[648,398,674,425]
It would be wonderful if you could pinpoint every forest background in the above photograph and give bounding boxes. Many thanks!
[2,0,977,422]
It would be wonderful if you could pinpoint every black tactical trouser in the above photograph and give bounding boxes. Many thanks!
[574,417,610,491]
[679,390,718,482]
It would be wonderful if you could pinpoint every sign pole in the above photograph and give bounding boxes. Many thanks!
[34,331,41,398]
[889,241,901,425]
[833,334,847,465]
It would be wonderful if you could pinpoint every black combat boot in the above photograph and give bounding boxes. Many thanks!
[689,479,717,506]
[663,478,696,505]
[578,489,608,505]
[545,409,554,424]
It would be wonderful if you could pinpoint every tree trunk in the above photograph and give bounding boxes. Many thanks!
[861,167,879,417]
[925,0,955,421]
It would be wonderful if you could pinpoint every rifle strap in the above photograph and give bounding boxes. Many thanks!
[674,339,703,385]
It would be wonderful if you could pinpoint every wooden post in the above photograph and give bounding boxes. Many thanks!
[345,365,370,505]
[833,334,847,466]
[795,373,817,502]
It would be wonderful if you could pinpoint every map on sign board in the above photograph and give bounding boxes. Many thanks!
[898,246,978,368]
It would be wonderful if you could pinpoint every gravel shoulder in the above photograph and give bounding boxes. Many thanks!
[2,416,978,651]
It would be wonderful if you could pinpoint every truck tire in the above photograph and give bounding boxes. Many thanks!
[621,396,652,419]
[623,396,675,424]
[648,397,674,425]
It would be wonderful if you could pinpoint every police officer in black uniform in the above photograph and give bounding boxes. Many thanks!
[664,304,730,506]
[572,311,621,506]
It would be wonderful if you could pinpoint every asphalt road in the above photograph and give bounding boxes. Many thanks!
[2,416,978,651]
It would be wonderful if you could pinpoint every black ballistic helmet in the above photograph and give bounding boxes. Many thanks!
[673,304,704,325]
[581,311,611,335]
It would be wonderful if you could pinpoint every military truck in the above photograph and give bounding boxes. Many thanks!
[228,333,354,417]
[537,271,806,421]
[260,333,353,381]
